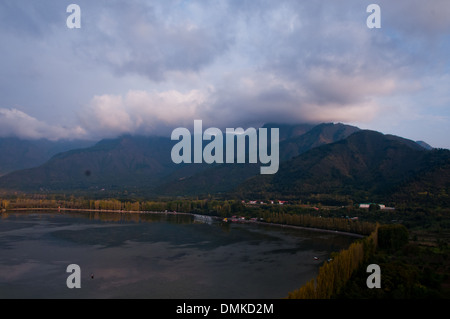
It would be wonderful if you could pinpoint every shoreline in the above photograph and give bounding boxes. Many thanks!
[3,207,365,238]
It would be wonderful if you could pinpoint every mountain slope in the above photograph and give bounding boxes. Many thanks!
[0,137,95,176]
[0,124,441,201]
[0,122,359,196]
[234,130,450,204]
[278,122,360,161]
[155,122,361,196]
[0,135,179,194]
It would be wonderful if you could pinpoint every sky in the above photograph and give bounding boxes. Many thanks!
[0,0,449,148]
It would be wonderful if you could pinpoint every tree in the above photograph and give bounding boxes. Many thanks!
[378,224,409,252]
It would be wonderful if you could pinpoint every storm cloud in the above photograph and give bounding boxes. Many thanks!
[0,0,449,147]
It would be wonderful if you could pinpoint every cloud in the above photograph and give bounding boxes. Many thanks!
[73,0,234,82]
[0,0,448,147]
[380,0,450,36]
[78,64,395,137]
[0,108,87,141]
[0,0,64,38]
[80,89,208,138]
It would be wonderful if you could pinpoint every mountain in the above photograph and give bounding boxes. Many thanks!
[0,137,95,176]
[0,122,361,196]
[234,130,450,205]
[278,122,360,161]
[0,123,444,204]
[261,123,316,141]
[155,122,361,196]
[391,152,450,206]
[415,140,434,150]
[0,135,179,195]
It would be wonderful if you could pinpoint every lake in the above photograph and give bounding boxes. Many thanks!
[0,211,357,299]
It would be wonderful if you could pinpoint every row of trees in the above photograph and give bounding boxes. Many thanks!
[287,225,379,299]
[260,211,376,236]
[287,224,414,299]
[1,196,378,236]
[0,196,236,216]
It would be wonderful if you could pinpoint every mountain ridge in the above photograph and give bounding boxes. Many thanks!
[0,137,96,176]
[0,123,444,205]
[233,129,450,205]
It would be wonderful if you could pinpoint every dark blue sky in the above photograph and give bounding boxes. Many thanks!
[0,0,449,148]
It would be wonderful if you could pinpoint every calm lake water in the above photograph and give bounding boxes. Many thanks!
[0,211,356,299]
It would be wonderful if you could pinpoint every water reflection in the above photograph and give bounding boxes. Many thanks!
[0,211,356,299]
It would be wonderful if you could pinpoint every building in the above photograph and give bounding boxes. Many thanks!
[359,203,394,210]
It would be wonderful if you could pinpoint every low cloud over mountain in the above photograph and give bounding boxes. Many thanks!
[0,1,449,147]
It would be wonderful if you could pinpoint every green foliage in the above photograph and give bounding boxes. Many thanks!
[287,226,379,299]
[378,224,409,252]
[336,243,450,299]
[261,211,376,236]
[289,222,450,299]
[234,131,450,207]
[1,195,377,235]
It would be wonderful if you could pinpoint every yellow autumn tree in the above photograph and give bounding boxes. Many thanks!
[287,225,379,299]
